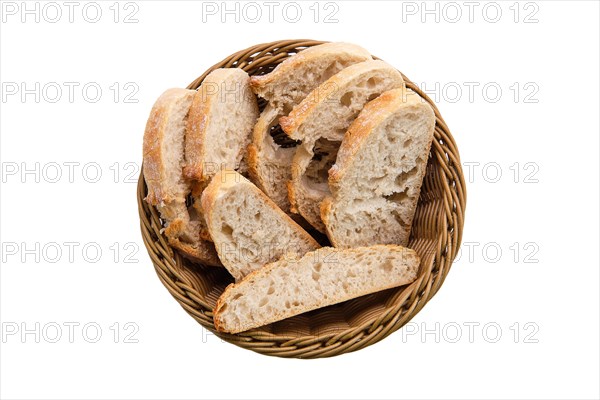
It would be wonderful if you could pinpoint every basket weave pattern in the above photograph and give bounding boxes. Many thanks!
[137,39,467,358]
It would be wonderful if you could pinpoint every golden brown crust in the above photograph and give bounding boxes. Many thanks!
[246,104,282,193]
[183,88,211,181]
[163,218,185,239]
[142,88,195,205]
[248,74,266,92]
[277,114,294,134]
[319,197,337,246]
[212,293,225,331]
[245,143,261,187]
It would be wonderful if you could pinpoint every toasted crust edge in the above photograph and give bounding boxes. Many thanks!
[183,88,211,181]
[246,105,279,195]
[319,197,338,247]
[143,88,195,205]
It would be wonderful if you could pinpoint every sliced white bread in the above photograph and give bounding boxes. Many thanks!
[184,68,259,183]
[247,42,372,215]
[142,88,221,266]
[246,104,295,212]
[213,245,420,333]
[182,68,259,241]
[250,42,373,111]
[279,60,405,232]
[321,88,436,248]
[201,170,320,281]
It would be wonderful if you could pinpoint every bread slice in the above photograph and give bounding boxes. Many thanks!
[213,245,420,333]
[279,60,405,232]
[184,68,258,183]
[246,104,295,211]
[201,170,320,281]
[250,42,372,111]
[181,68,258,241]
[247,42,372,215]
[142,88,221,266]
[321,88,436,248]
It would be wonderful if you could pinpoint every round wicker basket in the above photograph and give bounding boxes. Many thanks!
[137,39,467,358]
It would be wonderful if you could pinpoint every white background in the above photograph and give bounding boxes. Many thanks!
[1,1,599,399]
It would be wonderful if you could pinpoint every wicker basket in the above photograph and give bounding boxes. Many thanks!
[137,39,467,358]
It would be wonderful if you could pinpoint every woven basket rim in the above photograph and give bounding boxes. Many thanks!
[137,39,467,358]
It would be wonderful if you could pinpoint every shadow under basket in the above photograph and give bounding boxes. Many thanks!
[137,39,467,359]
